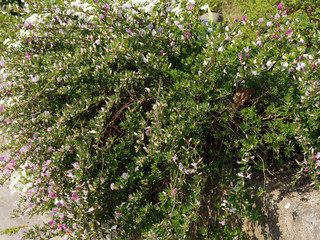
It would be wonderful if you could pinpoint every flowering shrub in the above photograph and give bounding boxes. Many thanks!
[0,0,320,239]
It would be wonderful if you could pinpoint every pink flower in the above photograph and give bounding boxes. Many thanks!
[282,9,288,16]
[186,4,194,10]
[73,162,80,170]
[49,220,56,226]
[26,52,32,60]
[229,208,236,213]
[49,192,57,199]
[71,193,78,200]
[219,220,225,226]
[0,106,4,111]
[242,15,247,22]
[172,188,177,195]
[185,32,191,38]
[88,207,94,212]
[238,172,244,177]
[277,3,283,10]
[145,128,151,135]
[286,29,293,35]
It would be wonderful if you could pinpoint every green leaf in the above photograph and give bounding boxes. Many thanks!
[208,7,214,23]
[258,187,264,197]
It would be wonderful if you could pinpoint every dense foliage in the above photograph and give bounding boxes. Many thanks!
[0,0,319,239]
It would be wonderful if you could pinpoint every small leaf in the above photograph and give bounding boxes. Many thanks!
[258,187,264,197]
[208,7,214,23]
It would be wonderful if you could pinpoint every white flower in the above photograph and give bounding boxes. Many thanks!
[267,21,273,27]
[122,172,128,180]
[200,4,209,10]
[0,59,5,66]
[71,0,81,7]
[266,60,275,68]
[218,46,224,53]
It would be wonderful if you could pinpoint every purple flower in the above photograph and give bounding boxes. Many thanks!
[286,29,293,35]
[145,128,151,135]
[0,59,5,66]
[122,172,128,180]
[103,4,110,10]
[238,53,243,61]
[185,32,191,38]
[186,4,195,10]
[99,14,104,20]
[242,15,247,22]
[277,3,283,10]
[139,29,146,37]
[179,163,184,171]
[24,21,32,28]
[49,192,57,199]
[0,106,4,111]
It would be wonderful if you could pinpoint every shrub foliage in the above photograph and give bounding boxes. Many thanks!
[0,0,319,239]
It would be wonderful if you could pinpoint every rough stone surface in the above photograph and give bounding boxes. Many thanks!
[242,178,320,240]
